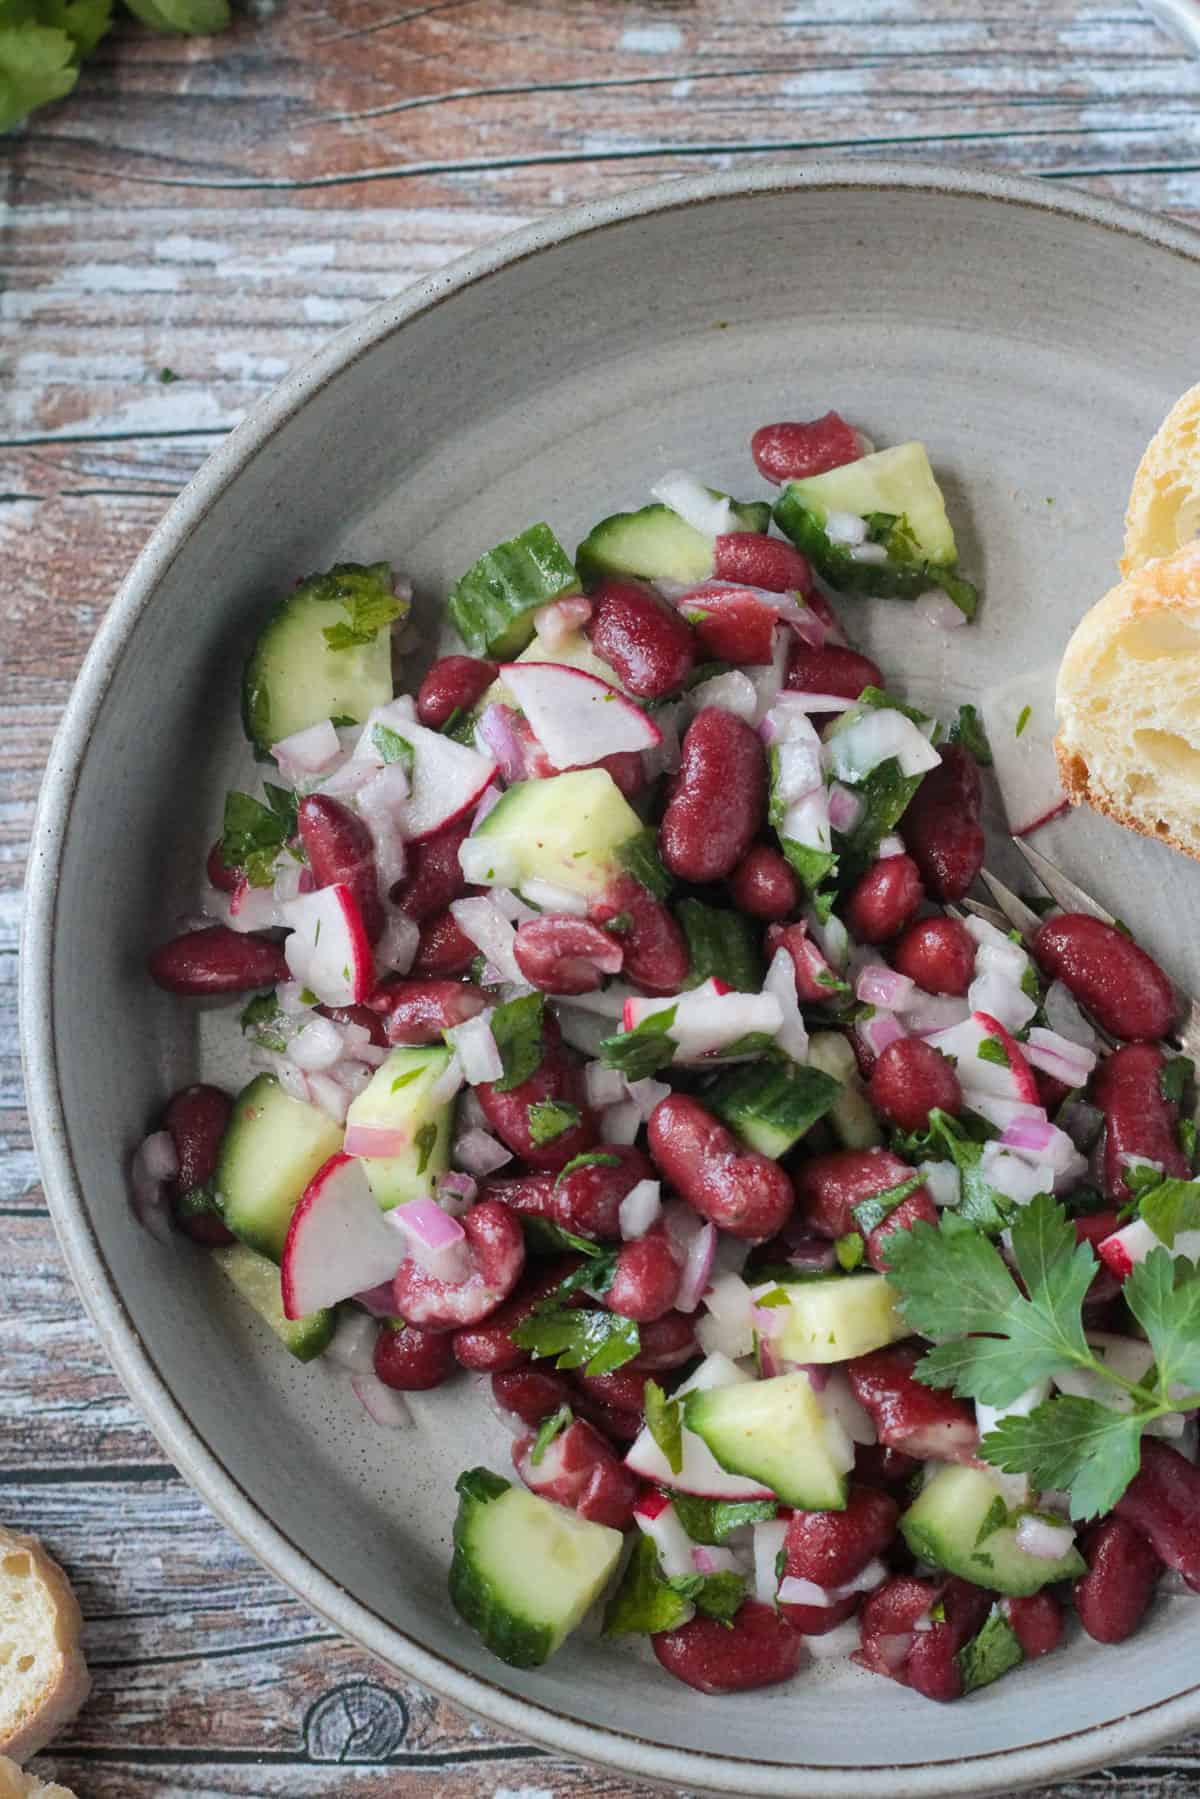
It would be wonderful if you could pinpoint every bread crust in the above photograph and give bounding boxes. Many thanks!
[1053,733,1200,861]
[0,1529,90,1764]
[0,1756,79,1799]
[1122,380,1200,575]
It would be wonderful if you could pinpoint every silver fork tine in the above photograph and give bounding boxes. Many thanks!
[1010,837,1116,925]
[975,868,1046,943]
[957,897,1020,934]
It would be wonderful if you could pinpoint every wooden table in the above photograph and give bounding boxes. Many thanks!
[6,3,1200,1791]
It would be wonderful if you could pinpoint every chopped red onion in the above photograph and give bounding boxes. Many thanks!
[351,1373,413,1429]
[676,1221,717,1315]
[276,980,311,1016]
[343,1122,410,1160]
[306,1071,351,1123]
[915,586,968,630]
[875,833,905,860]
[373,908,419,978]
[130,1131,178,1244]
[446,1012,504,1085]
[317,759,378,801]
[856,964,915,1011]
[599,1099,641,1145]
[747,626,790,724]
[288,1015,345,1072]
[271,718,341,781]
[450,896,525,987]
[534,593,592,651]
[857,1008,906,1059]
[619,1179,662,1240]
[762,945,809,1066]
[919,1159,961,1209]
[468,780,503,835]
[827,781,865,833]
[652,470,733,538]
[781,692,856,715]
[777,1575,831,1608]
[824,510,867,547]
[828,708,942,782]
[1044,980,1100,1054]
[689,668,759,722]
[474,704,528,784]
[265,1051,310,1103]
[1014,1514,1076,1561]
[692,1544,741,1576]
[521,877,589,917]
[327,1310,379,1373]
[968,969,1038,1037]
[798,1362,830,1393]
[633,1492,696,1580]
[584,1061,626,1110]
[427,1053,465,1108]
[394,1198,471,1282]
[786,1238,837,1274]
[353,1280,397,1316]
[802,1617,864,1660]
[490,887,538,925]
[225,881,283,934]
[788,604,828,649]
[435,1170,478,1214]
[454,1128,513,1177]
[980,1142,1055,1206]
[902,992,971,1037]
[1025,1025,1097,1084]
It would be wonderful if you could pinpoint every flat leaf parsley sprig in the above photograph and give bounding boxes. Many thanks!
[883,1194,1200,1519]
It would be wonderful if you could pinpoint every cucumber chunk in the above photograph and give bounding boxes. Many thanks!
[752,1273,908,1364]
[344,1045,454,1208]
[241,562,399,754]
[449,1467,624,1667]
[576,494,769,586]
[901,1465,1086,1596]
[466,767,642,900]
[807,1032,883,1148]
[216,1074,344,1261]
[448,524,580,659]
[777,443,957,563]
[706,1058,841,1158]
[683,1372,850,1510]
[212,1241,334,1361]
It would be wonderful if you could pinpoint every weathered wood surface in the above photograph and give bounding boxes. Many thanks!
[5,2,1200,1791]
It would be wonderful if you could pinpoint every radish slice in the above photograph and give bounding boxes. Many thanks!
[827,708,942,783]
[622,981,784,1063]
[351,1373,413,1429]
[633,1492,697,1581]
[694,1268,755,1354]
[689,669,759,722]
[399,720,497,841]
[534,594,592,652]
[651,470,732,539]
[625,1353,773,1499]
[926,1011,1039,1104]
[272,719,342,781]
[281,1153,407,1318]
[828,782,865,833]
[764,945,809,1065]
[980,662,1068,837]
[1025,1025,1097,1085]
[753,1519,790,1604]
[498,663,662,768]
[692,1545,741,1576]
[282,884,374,1006]
[857,1009,906,1058]
[980,1143,1056,1207]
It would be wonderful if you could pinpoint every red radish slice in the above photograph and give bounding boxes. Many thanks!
[980,662,1067,837]
[281,1152,407,1318]
[498,663,661,768]
[1098,1217,1200,1279]
[625,1352,774,1499]
[633,1492,695,1580]
[283,884,373,1006]
[399,720,496,841]
[926,1010,1039,1104]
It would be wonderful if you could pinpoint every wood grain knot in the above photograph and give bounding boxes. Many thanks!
[303,1681,409,1762]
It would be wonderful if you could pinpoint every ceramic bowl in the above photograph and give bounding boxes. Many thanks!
[23,162,1200,1797]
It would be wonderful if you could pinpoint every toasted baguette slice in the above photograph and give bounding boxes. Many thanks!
[0,1530,89,1764]
[1122,381,1200,575]
[1055,540,1200,859]
[0,1757,78,1799]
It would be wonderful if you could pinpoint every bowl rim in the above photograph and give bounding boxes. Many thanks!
[21,158,1200,1797]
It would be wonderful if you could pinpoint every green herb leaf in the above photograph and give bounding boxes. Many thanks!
[555,1151,622,1187]
[957,1606,1025,1695]
[221,785,298,887]
[669,1568,746,1623]
[974,1494,1009,1547]
[123,0,231,31]
[306,563,404,652]
[600,1005,678,1081]
[371,723,415,771]
[1160,1057,1194,1107]
[511,1302,639,1375]
[1124,1247,1200,1397]
[527,1099,581,1146]
[980,1399,1146,1521]
[413,1121,438,1176]
[675,898,763,993]
[669,1494,779,1544]
[851,1172,925,1235]
[519,1217,607,1257]
[489,992,545,1092]
[644,1380,683,1475]
[615,827,672,901]
[831,754,925,887]
[455,1466,510,1504]
[603,1534,694,1637]
[779,837,839,897]
[949,704,993,767]
[529,1403,572,1466]
[1137,1177,1200,1246]
[977,1035,1010,1068]
[239,990,288,1053]
[1015,704,1032,738]
[834,1231,865,1272]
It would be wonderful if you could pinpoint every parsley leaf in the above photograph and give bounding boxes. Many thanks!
[600,1005,678,1081]
[306,562,405,652]
[239,990,288,1053]
[0,0,116,132]
[669,1494,778,1544]
[489,992,545,1092]
[832,754,925,886]
[554,1151,622,1187]
[956,1606,1025,1695]
[529,1403,572,1466]
[221,784,298,887]
[1137,1178,1200,1247]
[977,1035,1010,1068]
[980,1398,1146,1521]
[526,1099,581,1146]
[371,723,414,771]
[644,1380,683,1475]
[851,1172,925,1235]
[510,1287,639,1375]
[519,1217,608,1257]
[615,827,672,900]
[413,1121,438,1176]
[604,1535,693,1637]
[949,703,993,768]
[675,898,762,993]
[1015,704,1032,738]
[669,1568,746,1623]
[1125,1247,1200,1397]
[1161,1056,1194,1107]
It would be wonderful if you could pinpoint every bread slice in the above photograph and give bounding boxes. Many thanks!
[0,1756,78,1799]
[1122,380,1200,575]
[1055,540,1200,858]
[0,1530,89,1763]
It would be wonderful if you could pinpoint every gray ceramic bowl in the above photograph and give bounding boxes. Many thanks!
[23,162,1200,1796]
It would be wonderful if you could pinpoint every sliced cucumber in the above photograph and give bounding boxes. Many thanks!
[807,1032,883,1148]
[449,1467,624,1668]
[344,1045,454,1208]
[706,1058,841,1158]
[448,524,580,659]
[212,1241,334,1361]
[752,1273,908,1364]
[776,443,957,564]
[576,494,769,587]
[216,1074,344,1261]
[683,1371,849,1511]
[901,1465,1086,1596]
[465,767,642,900]
[241,562,398,754]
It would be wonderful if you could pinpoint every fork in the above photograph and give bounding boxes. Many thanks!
[966,837,1200,1062]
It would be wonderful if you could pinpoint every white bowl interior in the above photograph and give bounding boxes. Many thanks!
[30,170,1200,1795]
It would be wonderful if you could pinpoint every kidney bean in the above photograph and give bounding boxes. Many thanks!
[683,587,779,666]
[393,1199,525,1330]
[148,925,289,996]
[660,708,767,884]
[371,977,486,1044]
[844,855,924,945]
[161,1084,235,1245]
[868,1039,963,1135]
[297,794,384,943]
[905,1578,993,1702]
[585,577,695,699]
[597,751,646,799]
[853,1442,919,1494]
[554,1145,657,1240]
[1092,1042,1190,1205]
[752,413,866,485]
[1074,1516,1163,1643]
[475,1018,597,1171]
[891,916,976,997]
[785,638,883,702]
[417,655,498,729]
[765,922,843,1005]
[793,1148,936,1273]
[412,909,478,978]
[778,1589,863,1637]
[491,1366,573,1425]
[390,819,469,920]
[712,532,812,595]
[451,1260,579,1371]
[653,1599,803,1694]
[901,745,985,903]
[576,1397,643,1444]
[856,1574,942,1680]
[1034,914,1176,1042]
[589,874,690,996]
[1035,1069,1072,1113]
[1073,1208,1123,1313]
[513,915,624,996]
[629,1310,699,1372]
[784,1484,899,1591]
[1115,1438,1200,1590]
[206,838,240,893]
[573,1366,649,1416]
[576,1456,640,1529]
[374,1322,456,1390]
[1005,1592,1063,1660]
[730,846,800,921]
[649,1094,795,1240]
[607,1222,682,1322]
[318,1002,389,1048]
[848,1343,979,1462]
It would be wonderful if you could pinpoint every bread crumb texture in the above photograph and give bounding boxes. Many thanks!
[0,1529,90,1765]
[1123,381,1200,575]
[0,1757,78,1799]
